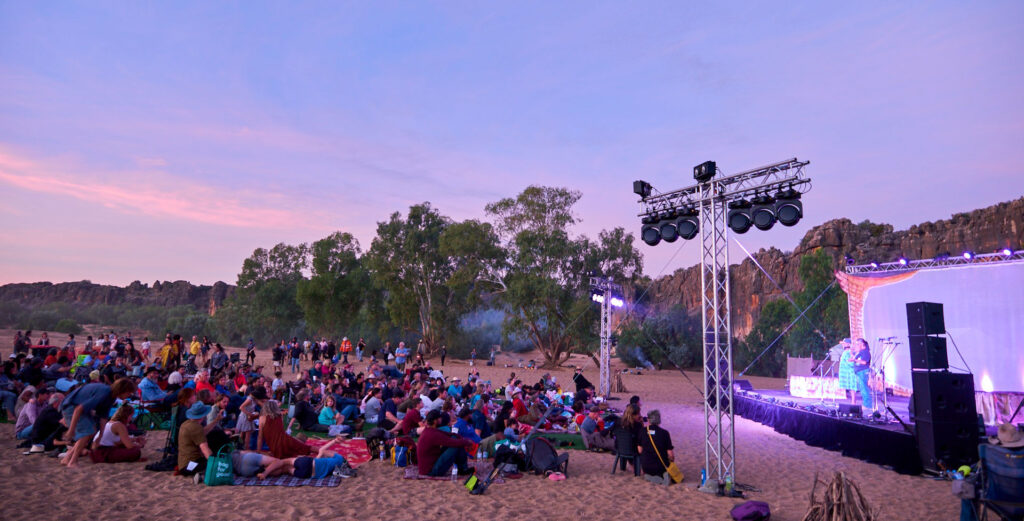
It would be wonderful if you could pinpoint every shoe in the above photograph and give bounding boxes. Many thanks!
[193,473,203,484]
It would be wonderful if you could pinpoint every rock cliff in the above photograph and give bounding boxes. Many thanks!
[0,279,234,314]
[647,197,1024,337]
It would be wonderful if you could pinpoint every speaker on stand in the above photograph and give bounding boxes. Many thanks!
[905,302,978,473]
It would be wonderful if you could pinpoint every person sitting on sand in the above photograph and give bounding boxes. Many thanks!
[317,395,351,434]
[637,409,675,485]
[15,386,52,441]
[139,367,178,406]
[90,404,145,463]
[178,402,213,480]
[453,407,482,444]
[581,405,614,451]
[61,378,137,468]
[416,409,475,478]
[257,436,351,479]
[288,388,329,434]
[29,392,66,453]
[257,399,312,459]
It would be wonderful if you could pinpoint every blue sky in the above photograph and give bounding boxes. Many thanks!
[1,1,1022,285]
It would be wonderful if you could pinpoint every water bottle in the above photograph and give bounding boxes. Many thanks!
[451,466,458,482]
[700,468,707,487]
[476,449,483,470]
[725,475,733,495]
[380,445,387,462]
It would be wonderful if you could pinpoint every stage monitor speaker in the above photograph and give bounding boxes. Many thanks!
[906,302,945,336]
[838,404,862,417]
[734,379,753,391]
[915,419,979,472]
[909,335,948,371]
[911,371,977,424]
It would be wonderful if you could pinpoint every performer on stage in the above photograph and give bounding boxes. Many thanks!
[836,338,857,404]
[852,338,872,411]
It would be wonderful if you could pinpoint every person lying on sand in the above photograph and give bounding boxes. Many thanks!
[257,436,351,479]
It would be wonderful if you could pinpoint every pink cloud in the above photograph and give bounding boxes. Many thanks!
[0,146,330,231]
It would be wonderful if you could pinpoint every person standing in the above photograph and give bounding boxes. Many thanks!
[395,342,409,371]
[341,337,352,364]
[469,348,476,367]
[440,345,447,366]
[289,341,302,374]
[356,338,365,362]
[852,338,873,412]
[246,339,257,365]
[836,338,857,404]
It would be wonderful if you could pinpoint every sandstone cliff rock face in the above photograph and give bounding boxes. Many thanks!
[0,280,235,314]
[648,197,1024,338]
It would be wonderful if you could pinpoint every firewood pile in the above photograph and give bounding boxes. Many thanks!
[801,472,879,521]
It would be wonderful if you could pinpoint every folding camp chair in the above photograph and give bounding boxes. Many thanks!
[525,436,569,477]
[611,429,640,476]
[974,444,1024,521]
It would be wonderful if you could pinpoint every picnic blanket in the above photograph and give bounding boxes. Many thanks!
[304,437,371,468]
[233,475,342,487]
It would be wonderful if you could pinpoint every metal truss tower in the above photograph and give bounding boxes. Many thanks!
[590,276,621,398]
[635,158,812,489]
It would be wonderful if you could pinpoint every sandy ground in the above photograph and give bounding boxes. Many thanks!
[0,329,958,520]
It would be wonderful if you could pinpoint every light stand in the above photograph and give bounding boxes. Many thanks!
[634,158,812,491]
[590,276,622,399]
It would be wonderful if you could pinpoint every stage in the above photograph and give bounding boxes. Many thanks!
[734,387,924,474]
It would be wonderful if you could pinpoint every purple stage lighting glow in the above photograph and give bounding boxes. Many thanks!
[963,251,974,260]
[898,257,908,266]
[610,297,624,308]
[870,261,879,268]
[591,293,604,304]
[1002,248,1013,256]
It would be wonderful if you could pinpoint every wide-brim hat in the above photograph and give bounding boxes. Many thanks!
[186,402,211,420]
[989,423,1024,448]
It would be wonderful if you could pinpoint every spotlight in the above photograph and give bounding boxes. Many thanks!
[641,223,660,246]
[751,194,776,231]
[609,297,624,308]
[632,180,652,199]
[844,254,855,265]
[774,189,803,226]
[727,199,752,234]
[1001,247,1013,256]
[898,257,908,266]
[963,251,974,260]
[870,261,879,268]
[590,290,605,303]
[693,161,716,183]
[675,208,699,240]
[659,215,679,243]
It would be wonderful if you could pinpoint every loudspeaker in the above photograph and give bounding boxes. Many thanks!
[911,371,977,424]
[915,419,979,472]
[906,302,945,336]
[838,403,862,417]
[909,335,948,371]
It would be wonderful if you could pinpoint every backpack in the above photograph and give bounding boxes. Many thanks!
[525,436,569,476]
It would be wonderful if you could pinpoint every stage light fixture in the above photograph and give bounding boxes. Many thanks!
[774,189,803,226]
[659,220,679,243]
[641,224,660,246]
[898,257,908,266]
[1001,247,1013,256]
[844,254,855,265]
[633,180,653,199]
[727,199,752,234]
[609,297,624,308]
[963,251,974,260]
[693,161,716,183]
[751,194,776,231]
[870,261,879,268]
[675,208,699,240]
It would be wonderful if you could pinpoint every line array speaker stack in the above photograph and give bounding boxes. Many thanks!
[906,302,978,472]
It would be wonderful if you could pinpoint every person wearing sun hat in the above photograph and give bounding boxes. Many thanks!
[178,401,213,479]
[989,423,1024,450]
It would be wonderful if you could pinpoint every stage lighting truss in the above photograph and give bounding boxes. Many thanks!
[590,276,623,399]
[846,249,1024,274]
[632,157,813,488]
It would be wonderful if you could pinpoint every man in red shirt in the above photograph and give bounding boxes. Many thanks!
[195,370,216,395]
[511,390,529,420]
[416,410,474,477]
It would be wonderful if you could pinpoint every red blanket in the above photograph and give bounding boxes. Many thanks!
[305,438,371,468]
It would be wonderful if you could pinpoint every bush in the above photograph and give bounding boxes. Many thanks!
[53,318,83,334]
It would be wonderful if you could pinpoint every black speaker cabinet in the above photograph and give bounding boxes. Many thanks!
[911,371,976,424]
[909,335,948,371]
[906,302,945,335]
[915,419,979,472]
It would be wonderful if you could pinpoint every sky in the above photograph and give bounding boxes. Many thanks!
[1,1,1022,286]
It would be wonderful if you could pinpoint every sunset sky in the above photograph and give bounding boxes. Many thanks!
[2,2,1022,286]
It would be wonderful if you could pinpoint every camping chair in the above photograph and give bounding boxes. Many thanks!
[525,436,569,477]
[975,444,1024,521]
[612,429,640,476]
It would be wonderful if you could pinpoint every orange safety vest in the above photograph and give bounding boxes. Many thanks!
[341,340,353,353]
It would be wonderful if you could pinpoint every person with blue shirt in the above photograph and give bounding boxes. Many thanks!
[852,338,873,412]
[453,407,481,444]
[139,367,178,406]
[446,377,463,399]
[61,378,136,468]
[258,436,351,479]
[394,342,409,371]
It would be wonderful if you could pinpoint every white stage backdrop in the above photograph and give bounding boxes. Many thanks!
[860,262,1024,393]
